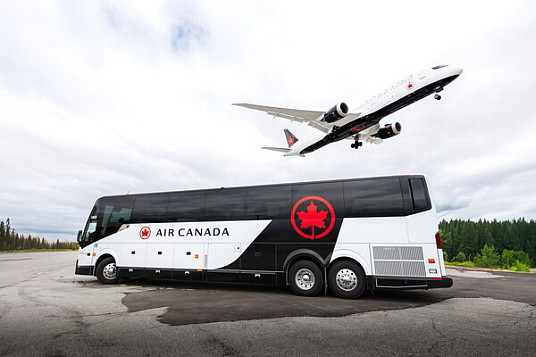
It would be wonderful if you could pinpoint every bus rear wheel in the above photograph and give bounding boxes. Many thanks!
[288,260,324,297]
[328,260,366,299]
[96,257,118,284]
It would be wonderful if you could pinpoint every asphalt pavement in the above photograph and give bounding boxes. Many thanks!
[0,252,535,356]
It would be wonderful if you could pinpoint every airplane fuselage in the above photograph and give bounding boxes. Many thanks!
[291,65,463,155]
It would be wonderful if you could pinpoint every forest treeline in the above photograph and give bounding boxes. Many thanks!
[0,218,78,251]
[440,218,535,267]
[2,216,536,266]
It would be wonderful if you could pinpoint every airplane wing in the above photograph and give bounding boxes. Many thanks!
[234,103,361,134]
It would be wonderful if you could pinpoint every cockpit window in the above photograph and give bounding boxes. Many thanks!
[432,65,448,70]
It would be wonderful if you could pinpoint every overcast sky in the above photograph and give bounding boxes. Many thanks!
[1,1,536,241]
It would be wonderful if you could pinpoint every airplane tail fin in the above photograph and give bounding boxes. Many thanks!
[284,129,299,148]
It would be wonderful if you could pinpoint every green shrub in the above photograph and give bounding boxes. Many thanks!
[502,249,532,268]
[510,260,531,272]
[474,244,501,268]
[453,251,466,262]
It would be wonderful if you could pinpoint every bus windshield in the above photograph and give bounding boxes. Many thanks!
[80,197,134,247]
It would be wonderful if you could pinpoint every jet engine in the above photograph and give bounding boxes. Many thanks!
[375,122,402,139]
[322,102,349,123]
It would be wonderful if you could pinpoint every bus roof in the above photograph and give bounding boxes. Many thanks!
[95,174,426,201]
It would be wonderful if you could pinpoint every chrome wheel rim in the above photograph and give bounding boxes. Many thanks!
[336,268,357,291]
[295,268,315,291]
[103,262,117,280]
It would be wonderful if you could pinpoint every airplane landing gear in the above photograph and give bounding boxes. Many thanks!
[351,141,363,149]
[434,86,443,100]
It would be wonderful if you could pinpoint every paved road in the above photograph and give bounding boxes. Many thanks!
[0,252,535,356]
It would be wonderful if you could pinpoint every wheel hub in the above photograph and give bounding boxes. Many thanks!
[295,268,315,291]
[103,262,117,280]
[336,268,357,291]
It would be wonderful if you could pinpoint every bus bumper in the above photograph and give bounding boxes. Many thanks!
[371,276,454,290]
[75,261,94,276]
[427,276,453,289]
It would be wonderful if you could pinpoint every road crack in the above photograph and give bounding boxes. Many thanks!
[196,326,241,357]
[427,316,457,356]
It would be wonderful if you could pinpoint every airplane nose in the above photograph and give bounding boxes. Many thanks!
[452,66,463,76]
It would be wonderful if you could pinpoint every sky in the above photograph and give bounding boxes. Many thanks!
[1,1,536,241]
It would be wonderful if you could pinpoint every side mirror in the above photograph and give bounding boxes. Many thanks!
[77,230,83,243]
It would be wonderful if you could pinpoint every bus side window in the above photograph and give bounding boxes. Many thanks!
[408,178,431,212]
[343,178,404,217]
[166,192,205,222]
[85,221,97,243]
[204,188,248,221]
[131,194,168,223]
[246,185,291,220]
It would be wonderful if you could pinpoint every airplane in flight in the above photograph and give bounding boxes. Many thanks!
[234,65,463,156]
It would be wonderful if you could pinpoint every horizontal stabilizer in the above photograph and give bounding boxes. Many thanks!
[261,147,291,153]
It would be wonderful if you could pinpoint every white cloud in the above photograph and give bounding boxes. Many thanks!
[1,1,535,241]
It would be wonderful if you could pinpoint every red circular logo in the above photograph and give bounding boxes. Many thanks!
[290,196,336,240]
[139,226,151,239]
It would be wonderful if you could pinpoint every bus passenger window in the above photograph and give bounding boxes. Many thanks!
[343,178,404,217]
[166,192,205,222]
[204,189,247,221]
[409,178,431,212]
[246,185,291,220]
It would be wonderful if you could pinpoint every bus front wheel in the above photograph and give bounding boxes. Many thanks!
[288,260,324,297]
[328,260,366,299]
[96,257,118,284]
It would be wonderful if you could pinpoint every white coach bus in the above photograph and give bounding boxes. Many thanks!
[75,175,452,299]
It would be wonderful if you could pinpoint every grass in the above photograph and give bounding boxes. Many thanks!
[446,261,476,267]
[446,260,532,272]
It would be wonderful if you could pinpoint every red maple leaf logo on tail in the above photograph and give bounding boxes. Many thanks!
[297,202,328,238]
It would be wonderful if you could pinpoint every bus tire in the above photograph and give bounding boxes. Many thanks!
[96,257,118,284]
[288,260,324,297]
[328,260,366,299]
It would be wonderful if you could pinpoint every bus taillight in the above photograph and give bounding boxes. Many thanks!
[435,232,443,249]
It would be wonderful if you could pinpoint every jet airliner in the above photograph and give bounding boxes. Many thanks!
[234,65,462,156]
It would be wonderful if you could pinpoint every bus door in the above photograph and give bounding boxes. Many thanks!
[80,219,98,267]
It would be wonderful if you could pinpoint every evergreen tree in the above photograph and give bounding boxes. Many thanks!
[5,219,11,250]
[453,251,466,262]
[474,244,501,268]
[0,220,5,250]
